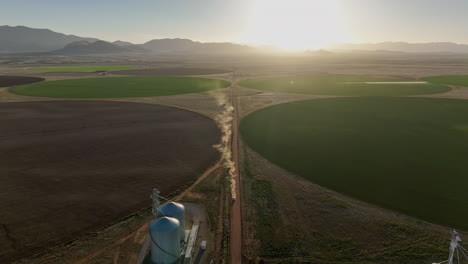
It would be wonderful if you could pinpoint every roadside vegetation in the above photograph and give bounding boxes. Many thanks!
[181,168,231,263]
[241,144,451,264]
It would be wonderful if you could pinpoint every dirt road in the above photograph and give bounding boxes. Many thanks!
[174,163,222,201]
[230,75,242,264]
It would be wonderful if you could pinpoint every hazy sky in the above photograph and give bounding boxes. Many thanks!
[2,0,468,49]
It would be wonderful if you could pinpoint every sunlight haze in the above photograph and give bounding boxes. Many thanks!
[242,0,348,50]
[2,0,468,49]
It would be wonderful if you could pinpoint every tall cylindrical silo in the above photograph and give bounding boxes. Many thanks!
[149,216,181,264]
[158,202,185,242]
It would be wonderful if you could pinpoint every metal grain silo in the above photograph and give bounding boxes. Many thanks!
[149,216,181,264]
[158,202,185,242]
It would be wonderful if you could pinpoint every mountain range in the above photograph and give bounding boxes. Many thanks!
[0,25,98,53]
[140,38,254,54]
[3,25,468,55]
[0,25,254,55]
[50,40,148,55]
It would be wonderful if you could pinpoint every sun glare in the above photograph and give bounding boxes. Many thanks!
[243,0,347,50]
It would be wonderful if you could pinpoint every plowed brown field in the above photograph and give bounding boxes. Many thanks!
[0,101,220,263]
[0,76,44,87]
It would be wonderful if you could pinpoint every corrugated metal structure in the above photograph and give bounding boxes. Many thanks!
[159,202,185,242]
[181,230,191,257]
[184,224,199,264]
[149,216,181,264]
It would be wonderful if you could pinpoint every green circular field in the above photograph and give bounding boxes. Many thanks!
[240,97,468,230]
[29,65,139,72]
[424,75,468,87]
[11,77,231,98]
[238,75,450,96]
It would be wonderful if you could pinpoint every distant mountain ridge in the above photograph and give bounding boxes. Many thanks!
[55,38,253,55]
[53,40,152,55]
[330,42,468,53]
[52,40,136,55]
[0,25,98,53]
[140,38,254,54]
[142,38,196,52]
[113,40,134,46]
[0,26,255,55]
[5,25,468,55]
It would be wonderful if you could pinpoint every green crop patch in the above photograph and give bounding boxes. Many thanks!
[240,97,468,231]
[11,76,231,98]
[238,75,450,96]
[424,75,468,87]
[29,65,140,72]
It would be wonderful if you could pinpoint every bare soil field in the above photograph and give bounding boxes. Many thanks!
[0,76,44,87]
[0,101,220,263]
[111,67,231,76]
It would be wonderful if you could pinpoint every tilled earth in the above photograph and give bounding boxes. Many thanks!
[0,76,44,87]
[0,101,220,263]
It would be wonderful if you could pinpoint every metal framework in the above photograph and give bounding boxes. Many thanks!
[150,188,160,218]
[433,230,468,264]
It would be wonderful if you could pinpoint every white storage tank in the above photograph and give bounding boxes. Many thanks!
[158,202,185,242]
[149,216,181,264]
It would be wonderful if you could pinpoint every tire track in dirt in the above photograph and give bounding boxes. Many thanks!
[1,224,17,250]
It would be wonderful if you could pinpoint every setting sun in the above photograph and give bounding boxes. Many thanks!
[243,0,348,50]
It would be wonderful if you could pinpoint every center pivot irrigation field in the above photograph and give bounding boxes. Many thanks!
[29,65,140,72]
[111,67,232,76]
[11,76,230,98]
[0,101,220,262]
[238,75,450,96]
[240,97,468,231]
[424,75,468,87]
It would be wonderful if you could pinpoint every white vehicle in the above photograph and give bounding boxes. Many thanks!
[201,240,207,251]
